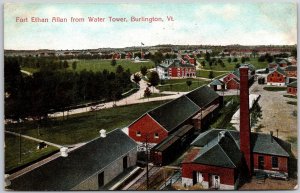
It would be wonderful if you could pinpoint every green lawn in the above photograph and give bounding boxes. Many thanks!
[196,70,228,79]
[198,57,268,71]
[263,86,287,91]
[157,79,210,92]
[5,100,169,145]
[69,59,155,73]
[5,133,58,173]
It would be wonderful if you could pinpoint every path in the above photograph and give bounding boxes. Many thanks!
[5,131,63,149]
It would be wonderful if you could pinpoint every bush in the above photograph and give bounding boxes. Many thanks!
[263,86,287,91]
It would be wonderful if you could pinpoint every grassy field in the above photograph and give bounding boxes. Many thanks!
[68,59,155,73]
[157,79,210,92]
[198,57,268,71]
[5,133,58,173]
[196,70,228,79]
[5,101,169,145]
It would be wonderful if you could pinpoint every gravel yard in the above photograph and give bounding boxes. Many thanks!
[250,82,297,156]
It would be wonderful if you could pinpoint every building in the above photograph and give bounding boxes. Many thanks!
[266,68,286,86]
[8,129,137,191]
[222,64,255,90]
[209,79,225,91]
[156,59,196,80]
[181,67,292,190]
[285,65,297,78]
[287,81,297,95]
[278,60,288,68]
[183,54,197,65]
[127,86,222,150]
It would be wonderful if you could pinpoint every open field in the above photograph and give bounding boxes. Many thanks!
[68,59,155,73]
[5,133,58,173]
[5,100,169,145]
[157,79,210,92]
[198,58,269,71]
[196,70,228,79]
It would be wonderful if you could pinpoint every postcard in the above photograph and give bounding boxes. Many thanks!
[3,1,298,191]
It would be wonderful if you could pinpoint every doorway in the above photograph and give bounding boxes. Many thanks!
[123,156,128,170]
[98,171,104,188]
[258,156,264,170]
[211,175,220,189]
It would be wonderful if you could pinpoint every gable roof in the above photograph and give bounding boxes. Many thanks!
[158,59,194,69]
[287,81,297,88]
[192,131,242,168]
[191,129,291,157]
[9,129,137,191]
[285,65,297,71]
[185,86,220,108]
[210,79,224,86]
[148,95,200,132]
[269,67,286,76]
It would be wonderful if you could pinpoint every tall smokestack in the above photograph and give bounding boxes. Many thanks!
[239,66,252,176]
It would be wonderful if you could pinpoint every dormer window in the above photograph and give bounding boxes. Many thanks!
[136,131,141,137]
[154,133,159,139]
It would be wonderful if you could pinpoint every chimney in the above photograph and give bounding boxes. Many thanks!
[60,147,68,157]
[100,129,106,138]
[239,66,252,176]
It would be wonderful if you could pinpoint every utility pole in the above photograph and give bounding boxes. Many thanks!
[19,128,21,163]
[145,134,149,190]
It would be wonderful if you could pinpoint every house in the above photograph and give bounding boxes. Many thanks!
[268,62,279,71]
[287,81,297,95]
[181,67,293,190]
[266,67,286,86]
[183,54,197,65]
[285,65,297,78]
[8,129,138,191]
[209,79,225,91]
[156,59,196,80]
[127,86,222,149]
[279,60,288,68]
[125,52,132,60]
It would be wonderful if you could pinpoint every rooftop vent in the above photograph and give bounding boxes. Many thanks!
[60,147,68,157]
[100,129,106,138]
[4,174,11,187]
[218,131,226,142]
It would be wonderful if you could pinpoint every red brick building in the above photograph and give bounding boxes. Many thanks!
[287,81,297,95]
[156,59,196,79]
[181,67,292,190]
[267,68,286,86]
[127,86,222,150]
[285,65,297,78]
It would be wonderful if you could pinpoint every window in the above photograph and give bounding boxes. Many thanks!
[154,132,159,139]
[272,157,279,168]
[136,131,141,137]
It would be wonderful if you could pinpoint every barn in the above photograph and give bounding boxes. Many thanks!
[267,67,286,86]
[127,86,222,149]
[7,129,138,191]
[181,66,293,190]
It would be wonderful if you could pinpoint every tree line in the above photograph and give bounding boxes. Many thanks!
[5,56,133,121]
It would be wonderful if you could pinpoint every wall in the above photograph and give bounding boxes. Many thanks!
[128,114,168,144]
[182,163,236,188]
[226,79,240,89]
[223,73,238,83]
[72,148,137,190]
[287,87,297,95]
[253,153,288,175]
[267,71,285,84]
[169,67,196,78]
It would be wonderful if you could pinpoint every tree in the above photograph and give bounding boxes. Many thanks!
[235,63,241,69]
[111,59,117,66]
[205,52,211,62]
[116,65,124,74]
[291,47,297,58]
[150,51,164,65]
[201,61,206,67]
[140,66,148,76]
[227,58,232,63]
[144,87,151,100]
[63,60,69,69]
[241,57,246,63]
[186,80,192,91]
[133,73,141,86]
[233,58,238,62]
[148,71,160,90]
[72,61,77,71]
[208,71,214,79]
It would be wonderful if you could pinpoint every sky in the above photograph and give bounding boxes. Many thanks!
[4,2,297,50]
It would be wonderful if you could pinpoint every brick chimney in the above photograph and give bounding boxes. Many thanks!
[239,66,252,176]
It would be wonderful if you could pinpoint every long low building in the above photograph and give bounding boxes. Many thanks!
[7,129,137,191]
